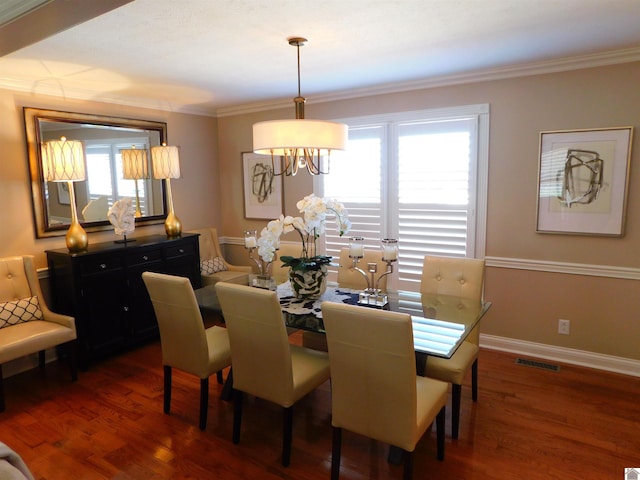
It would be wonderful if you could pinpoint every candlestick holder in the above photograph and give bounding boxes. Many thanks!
[347,237,398,308]
[244,230,277,290]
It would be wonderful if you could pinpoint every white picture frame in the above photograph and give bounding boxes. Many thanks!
[536,127,633,236]
[242,152,283,220]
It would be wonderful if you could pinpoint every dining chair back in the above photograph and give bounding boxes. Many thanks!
[142,271,232,430]
[271,242,301,285]
[216,282,330,467]
[322,302,448,480]
[419,255,485,438]
[336,247,389,291]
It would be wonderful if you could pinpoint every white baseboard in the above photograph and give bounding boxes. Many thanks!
[480,334,640,378]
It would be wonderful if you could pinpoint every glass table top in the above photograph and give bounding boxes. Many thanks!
[276,281,491,359]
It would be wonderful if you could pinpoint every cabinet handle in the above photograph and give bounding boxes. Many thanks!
[178,248,184,254]
[143,255,149,261]
[123,306,129,312]
[99,263,107,270]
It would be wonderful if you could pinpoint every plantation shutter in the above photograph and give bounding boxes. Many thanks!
[319,107,485,294]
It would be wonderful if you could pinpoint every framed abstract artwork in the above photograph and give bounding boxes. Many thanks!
[242,152,283,220]
[536,127,633,236]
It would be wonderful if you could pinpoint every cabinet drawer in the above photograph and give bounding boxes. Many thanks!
[165,242,196,258]
[80,256,122,275]
[127,249,163,266]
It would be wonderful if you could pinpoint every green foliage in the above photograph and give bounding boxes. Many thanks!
[279,255,333,272]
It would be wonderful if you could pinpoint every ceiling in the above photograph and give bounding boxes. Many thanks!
[1,0,640,117]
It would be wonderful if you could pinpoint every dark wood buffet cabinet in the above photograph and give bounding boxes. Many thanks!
[46,233,201,367]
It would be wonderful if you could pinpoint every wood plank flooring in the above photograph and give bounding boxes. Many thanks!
[1,314,638,479]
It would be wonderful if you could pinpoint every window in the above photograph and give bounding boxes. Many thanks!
[84,137,153,214]
[316,104,489,294]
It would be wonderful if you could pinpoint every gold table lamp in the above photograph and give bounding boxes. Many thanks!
[151,143,182,238]
[42,136,88,252]
[121,146,150,218]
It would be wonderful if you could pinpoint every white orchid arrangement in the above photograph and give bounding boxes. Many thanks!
[257,194,351,272]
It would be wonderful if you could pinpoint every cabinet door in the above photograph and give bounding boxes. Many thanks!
[79,264,128,359]
[126,249,164,341]
[164,239,200,287]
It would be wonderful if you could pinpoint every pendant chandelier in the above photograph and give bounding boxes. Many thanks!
[252,37,348,176]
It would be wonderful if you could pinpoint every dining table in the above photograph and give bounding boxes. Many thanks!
[199,280,492,464]
[275,281,492,375]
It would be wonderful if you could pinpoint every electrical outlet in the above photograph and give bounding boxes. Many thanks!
[558,319,570,335]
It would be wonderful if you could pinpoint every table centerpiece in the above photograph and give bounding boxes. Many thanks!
[256,194,351,299]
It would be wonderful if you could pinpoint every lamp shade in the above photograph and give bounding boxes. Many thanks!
[253,119,348,155]
[121,148,149,180]
[42,136,86,182]
[150,144,181,179]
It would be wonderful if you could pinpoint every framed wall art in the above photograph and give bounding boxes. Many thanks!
[242,152,283,220]
[536,127,633,236]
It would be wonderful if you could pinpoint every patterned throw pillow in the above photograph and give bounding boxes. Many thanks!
[200,256,228,274]
[0,296,44,329]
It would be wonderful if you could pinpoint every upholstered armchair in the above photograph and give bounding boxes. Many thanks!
[189,227,252,285]
[0,256,77,412]
[188,227,252,310]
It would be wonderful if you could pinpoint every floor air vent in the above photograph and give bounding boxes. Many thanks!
[515,358,560,372]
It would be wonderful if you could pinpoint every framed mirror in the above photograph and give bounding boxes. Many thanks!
[24,107,168,238]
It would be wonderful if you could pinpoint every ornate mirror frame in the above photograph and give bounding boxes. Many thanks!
[24,107,168,238]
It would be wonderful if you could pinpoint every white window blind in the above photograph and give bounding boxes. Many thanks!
[318,105,488,293]
[84,138,152,214]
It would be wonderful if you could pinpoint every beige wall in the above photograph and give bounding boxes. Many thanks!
[0,90,220,268]
[217,62,640,361]
[2,61,638,363]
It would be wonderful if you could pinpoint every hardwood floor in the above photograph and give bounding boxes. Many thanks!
[1,315,638,479]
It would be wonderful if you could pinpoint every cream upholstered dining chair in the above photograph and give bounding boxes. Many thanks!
[336,247,390,291]
[321,302,448,480]
[142,271,232,430]
[270,242,301,285]
[303,247,392,352]
[420,255,485,439]
[0,255,77,412]
[215,282,330,467]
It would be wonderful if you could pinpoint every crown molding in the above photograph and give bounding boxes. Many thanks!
[217,46,640,117]
[2,46,639,118]
[0,76,216,117]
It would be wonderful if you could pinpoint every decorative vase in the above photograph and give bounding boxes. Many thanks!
[289,265,328,299]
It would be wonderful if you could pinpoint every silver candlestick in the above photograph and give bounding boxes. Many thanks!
[244,230,277,290]
[347,237,398,308]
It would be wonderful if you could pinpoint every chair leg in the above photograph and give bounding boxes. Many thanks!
[331,426,342,480]
[472,358,478,401]
[199,377,209,431]
[282,406,293,467]
[403,449,413,480]
[0,364,4,413]
[232,389,243,444]
[452,383,462,439]
[163,366,172,414]
[38,350,46,371]
[436,406,446,461]
[216,370,223,384]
